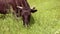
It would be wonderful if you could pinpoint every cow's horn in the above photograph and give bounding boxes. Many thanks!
[31,7,35,9]
[17,6,23,9]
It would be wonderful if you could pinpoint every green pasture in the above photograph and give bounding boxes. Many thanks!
[0,0,60,34]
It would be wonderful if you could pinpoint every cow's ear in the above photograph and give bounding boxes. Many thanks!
[31,7,37,13]
[31,9,37,13]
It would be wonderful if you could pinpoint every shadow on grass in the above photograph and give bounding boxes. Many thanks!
[0,14,6,19]
[29,15,35,27]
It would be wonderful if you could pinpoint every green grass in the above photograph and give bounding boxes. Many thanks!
[0,0,60,34]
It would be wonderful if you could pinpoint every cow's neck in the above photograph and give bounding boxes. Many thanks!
[21,0,30,9]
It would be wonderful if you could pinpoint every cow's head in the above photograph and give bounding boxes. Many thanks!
[17,6,37,26]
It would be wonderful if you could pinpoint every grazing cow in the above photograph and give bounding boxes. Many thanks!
[0,0,37,26]
[17,0,37,26]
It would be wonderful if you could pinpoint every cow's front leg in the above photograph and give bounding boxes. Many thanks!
[12,9,18,19]
[17,8,22,17]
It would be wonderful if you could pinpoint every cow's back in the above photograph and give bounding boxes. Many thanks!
[0,0,11,10]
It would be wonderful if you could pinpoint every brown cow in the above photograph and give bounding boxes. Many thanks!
[0,0,37,26]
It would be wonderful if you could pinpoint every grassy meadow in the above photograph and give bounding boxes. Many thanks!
[0,0,60,34]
